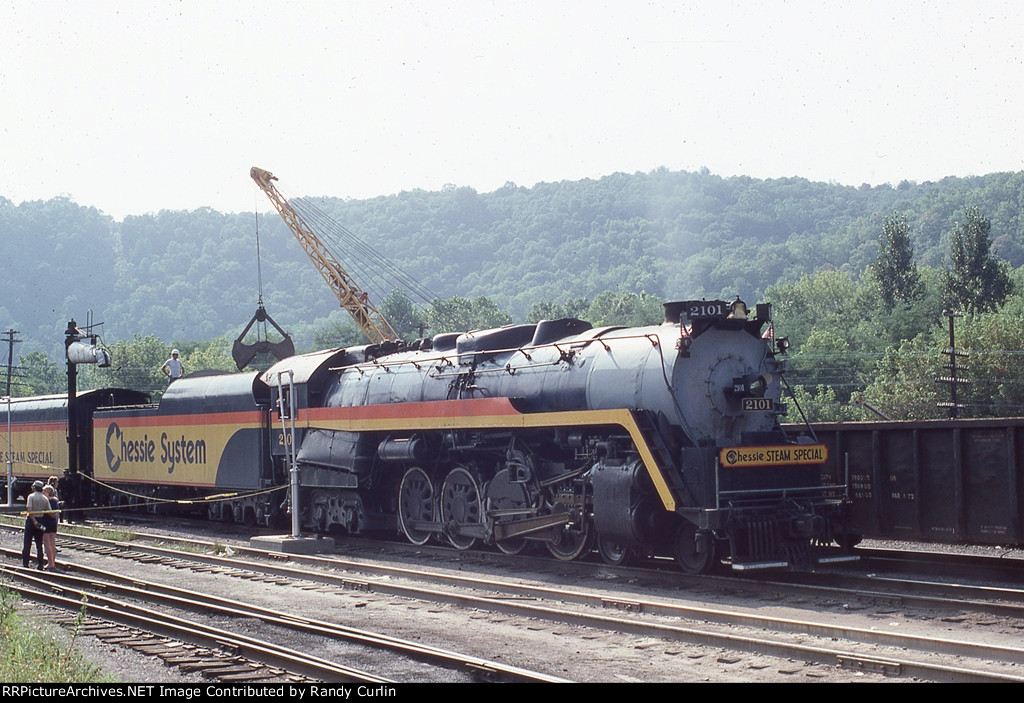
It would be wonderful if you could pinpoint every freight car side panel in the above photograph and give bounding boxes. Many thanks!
[806,419,1024,546]
[962,427,1016,541]
[92,411,266,489]
[917,431,958,540]
[879,427,918,538]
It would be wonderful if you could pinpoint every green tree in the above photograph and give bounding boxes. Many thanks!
[79,334,171,397]
[526,297,591,323]
[379,290,426,340]
[179,337,236,373]
[873,212,921,312]
[424,295,511,334]
[788,384,860,423]
[14,351,65,396]
[860,333,945,421]
[526,300,566,323]
[585,291,663,327]
[311,319,365,350]
[941,207,1013,314]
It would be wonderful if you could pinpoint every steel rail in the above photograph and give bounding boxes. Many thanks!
[0,564,390,683]
[6,530,1023,682]
[0,557,567,684]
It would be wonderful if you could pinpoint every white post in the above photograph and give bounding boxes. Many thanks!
[275,371,300,539]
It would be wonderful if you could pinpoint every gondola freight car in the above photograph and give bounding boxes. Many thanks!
[809,418,1024,546]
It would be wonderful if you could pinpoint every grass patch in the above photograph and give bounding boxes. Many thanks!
[0,585,115,683]
[58,523,137,542]
[0,513,135,542]
[151,539,216,554]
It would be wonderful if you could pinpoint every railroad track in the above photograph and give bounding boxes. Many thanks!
[0,556,565,683]
[5,524,1024,682]
[852,544,1024,578]
[0,565,385,683]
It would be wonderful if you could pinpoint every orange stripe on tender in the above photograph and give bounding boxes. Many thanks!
[3,422,67,432]
[93,411,264,428]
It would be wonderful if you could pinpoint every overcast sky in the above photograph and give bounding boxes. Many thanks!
[2,0,1023,219]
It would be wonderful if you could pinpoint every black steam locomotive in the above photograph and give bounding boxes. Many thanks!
[4,299,852,573]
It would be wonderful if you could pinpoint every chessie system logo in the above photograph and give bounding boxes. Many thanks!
[104,422,207,474]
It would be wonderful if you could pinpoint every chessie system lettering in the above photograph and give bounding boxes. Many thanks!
[105,423,206,474]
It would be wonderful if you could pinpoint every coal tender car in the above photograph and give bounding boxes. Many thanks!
[90,370,280,524]
[265,298,852,573]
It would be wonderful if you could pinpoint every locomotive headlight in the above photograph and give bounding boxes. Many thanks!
[776,337,791,353]
[748,374,771,396]
[727,373,772,399]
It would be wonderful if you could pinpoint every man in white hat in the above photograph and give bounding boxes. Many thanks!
[161,349,185,384]
[23,480,48,569]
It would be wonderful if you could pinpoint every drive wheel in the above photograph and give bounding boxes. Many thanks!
[546,519,594,561]
[398,466,434,546]
[597,536,637,566]
[484,468,532,555]
[440,467,482,550]
[674,522,716,574]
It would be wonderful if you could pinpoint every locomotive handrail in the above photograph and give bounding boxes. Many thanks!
[328,332,669,375]
[717,484,849,497]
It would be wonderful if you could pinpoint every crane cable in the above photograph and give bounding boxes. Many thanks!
[255,193,265,306]
[270,180,440,306]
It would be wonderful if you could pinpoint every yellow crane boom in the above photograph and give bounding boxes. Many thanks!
[250,166,398,343]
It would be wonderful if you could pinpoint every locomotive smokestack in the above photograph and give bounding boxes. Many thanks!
[663,301,687,324]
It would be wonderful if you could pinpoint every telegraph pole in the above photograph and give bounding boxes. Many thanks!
[937,310,967,418]
[2,329,20,397]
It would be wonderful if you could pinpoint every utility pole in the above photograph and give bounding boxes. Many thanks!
[2,328,20,506]
[936,310,967,418]
[2,329,20,397]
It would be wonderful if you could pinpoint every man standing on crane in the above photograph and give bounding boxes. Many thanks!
[161,349,185,384]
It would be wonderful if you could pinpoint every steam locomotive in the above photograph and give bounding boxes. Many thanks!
[2,299,853,573]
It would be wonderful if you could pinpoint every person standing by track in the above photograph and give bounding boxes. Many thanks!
[40,484,59,569]
[22,480,48,569]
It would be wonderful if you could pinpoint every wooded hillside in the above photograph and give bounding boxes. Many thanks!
[3,167,1024,419]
